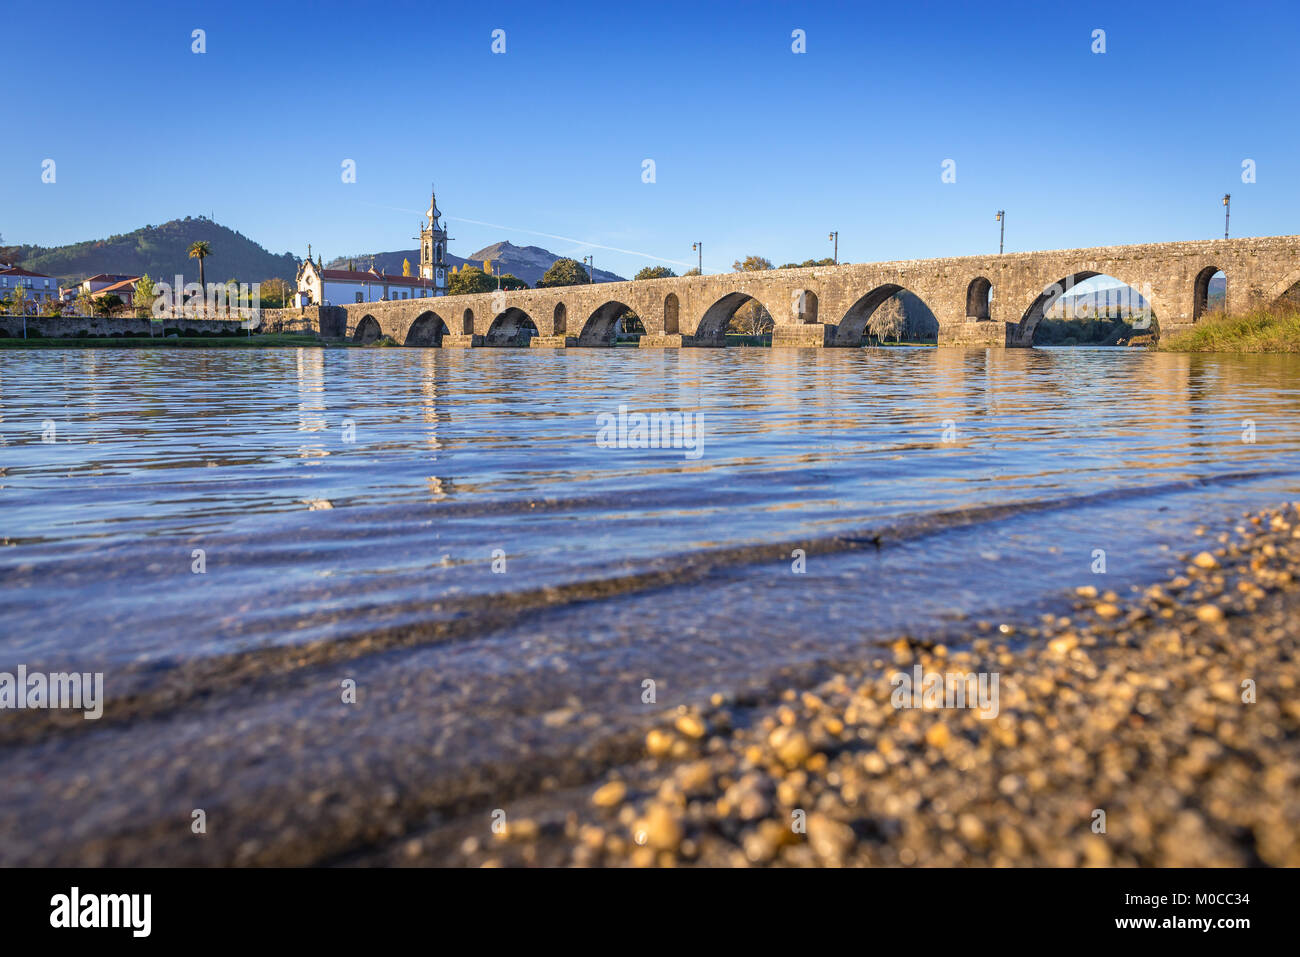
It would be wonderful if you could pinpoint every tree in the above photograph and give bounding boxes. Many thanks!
[9,285,27,316]
[188,240,211,294]
[448,266,496,295]
[536,258,589,288]
[402,258,412,277]
[729,301,773,336]
[732,255,773,273]
[867,296,906,343]
[779,257,836,269]
[634,265,676,280]
[683,267,701,276]
[94,294,123,316]
[75,289,94,316]
[133,274,156,318]
[260,277,293,308]
[496,273,529,291]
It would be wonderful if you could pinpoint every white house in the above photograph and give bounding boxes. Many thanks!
[0,266,58,308]
[295,259,437,306]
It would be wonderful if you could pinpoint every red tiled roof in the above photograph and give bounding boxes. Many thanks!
[83,273,138,284]
[320,269,434,287]
[0,266,55,279]
[95,278,138,295]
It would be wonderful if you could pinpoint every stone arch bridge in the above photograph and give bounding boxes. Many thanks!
[297,235,1300,349]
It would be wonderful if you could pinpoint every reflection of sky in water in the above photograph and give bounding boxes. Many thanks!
[1,347,1298,666]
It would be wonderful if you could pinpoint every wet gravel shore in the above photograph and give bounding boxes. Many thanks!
[405,503,1300,867]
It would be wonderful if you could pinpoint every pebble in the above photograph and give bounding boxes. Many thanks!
[674,714,708,739]
[591,780,627,808]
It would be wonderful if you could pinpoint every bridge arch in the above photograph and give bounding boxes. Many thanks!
[1193,265,1224,320]
[1268,266,1300,306]
[695,291,779,343]
[405,310,450,346]
[461,308,474,335]
[664,293,680,335]
[577,300,634,346]
[553,302,567,336]
[353,314,382,344]
[793,289,819,324]
[1014,271,1157,346]
[484,307,538,346]
[967,277,992,320]
[838,285,902,343]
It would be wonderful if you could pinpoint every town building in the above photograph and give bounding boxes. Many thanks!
[294,186,452,305]
[77,273,140,297]
[0,266,58,308]
[295,258,436,306]
[85,276,141,307]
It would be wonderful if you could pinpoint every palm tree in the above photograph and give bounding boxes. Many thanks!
[188,240,212,293]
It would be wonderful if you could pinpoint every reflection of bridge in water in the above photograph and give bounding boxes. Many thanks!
[296,236,1300,349]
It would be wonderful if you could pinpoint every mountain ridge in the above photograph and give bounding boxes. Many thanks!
[325,240,625,286]
[5,218,298,287]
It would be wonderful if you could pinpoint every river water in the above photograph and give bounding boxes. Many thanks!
[2,345,1299,863]
[3,346,1299,669]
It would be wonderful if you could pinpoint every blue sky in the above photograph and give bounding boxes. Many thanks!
[3,0,1296,278]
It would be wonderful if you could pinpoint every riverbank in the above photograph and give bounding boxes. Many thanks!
[402,502,1300,867]
[1160,306,1300,353]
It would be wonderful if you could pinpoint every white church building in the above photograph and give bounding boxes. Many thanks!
[295,187,452,306]
[294,260,435,306]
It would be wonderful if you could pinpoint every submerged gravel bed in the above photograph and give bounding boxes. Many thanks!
[414,503,1300,867]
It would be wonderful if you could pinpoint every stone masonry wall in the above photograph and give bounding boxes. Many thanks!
[327,235,1300,348]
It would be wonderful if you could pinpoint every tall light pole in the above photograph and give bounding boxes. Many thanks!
[828,231,838,264]
[996,210,1005,254]
[582,255,594,283]
[692,242,702,275]
[1223,193,1231,240]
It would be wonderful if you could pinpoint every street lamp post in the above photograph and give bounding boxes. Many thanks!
[582,256,594,283]
[692,242,702,275]
[1223,194,1231,240]
[828,231,838,264]
[996,211,1005,254]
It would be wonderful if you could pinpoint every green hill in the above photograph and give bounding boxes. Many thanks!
[6,217,298,286]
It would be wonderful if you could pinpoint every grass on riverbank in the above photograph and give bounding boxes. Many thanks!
[1160,306,1300,353]
[0,333,332,349]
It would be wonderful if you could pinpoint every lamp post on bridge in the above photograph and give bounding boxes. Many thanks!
[1223,194,1231,240]
[582,256,594,284]
[828,231,838,265]
[996,211,1005,255]
[692,242,702,275]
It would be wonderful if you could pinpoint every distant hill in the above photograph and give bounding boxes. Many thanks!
[326,240,625,287]
[7,217,298,286]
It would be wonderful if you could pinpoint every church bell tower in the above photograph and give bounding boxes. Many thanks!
[419,187,450,296]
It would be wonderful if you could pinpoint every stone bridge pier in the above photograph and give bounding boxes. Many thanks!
[327,236,1300,350]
